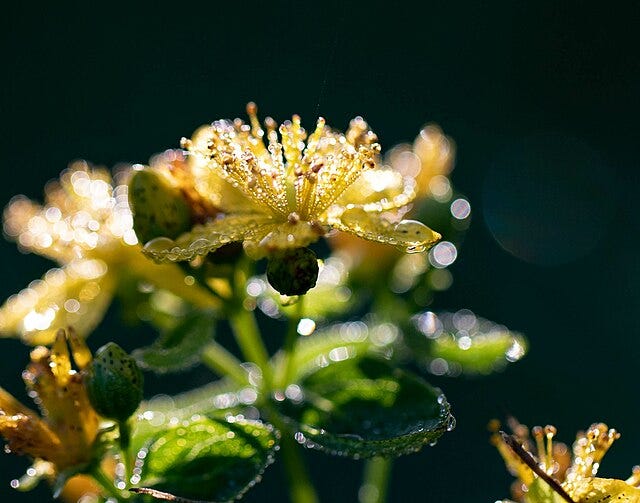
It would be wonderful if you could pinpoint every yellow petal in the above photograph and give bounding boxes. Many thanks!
[243,221,327,259]
[0,387,39,418]
[0,259,116,345]
[0,413,62,462]
[3,196,75,263]
[335,168,417,212]
[142,213,275,262]
[50,329,72,386]
[123,246,221,309]
[330,207,440,253]
[23,351,99,466]
[66,327,93,370]
[569,477,640,502]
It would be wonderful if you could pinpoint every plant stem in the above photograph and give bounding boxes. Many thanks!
[200,340,249,386]
[359,457,392,503]
[91,465,128,500]
[228,307,273,391]
[269,412,319,503]
[278,297,304,387]
[127,248,222,310]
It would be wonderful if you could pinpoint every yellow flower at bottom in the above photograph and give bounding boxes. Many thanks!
[142,103,440,262]
[491,418,640,502]
[0,329,98,480]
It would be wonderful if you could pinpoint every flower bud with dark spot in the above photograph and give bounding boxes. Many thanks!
[84,343,143,422]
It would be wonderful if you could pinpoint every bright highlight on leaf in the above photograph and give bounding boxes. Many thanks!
[409,310,527,376]
[134,415,279,502]
[277,356,454,459]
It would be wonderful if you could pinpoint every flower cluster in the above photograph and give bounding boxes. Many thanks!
[141,103,440,262]
[492,418,640,502]
[0,329,98,479]
[0,162,217,344]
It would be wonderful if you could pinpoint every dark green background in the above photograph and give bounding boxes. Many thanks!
[2,2,639,501]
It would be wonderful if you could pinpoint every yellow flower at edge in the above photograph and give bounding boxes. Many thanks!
[0,329,98,480]
[491,418,640,502]
[0,162,218,345]
[142,103,441,262]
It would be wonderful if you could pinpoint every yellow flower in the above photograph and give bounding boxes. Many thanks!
[491,418,640,502]
[0,162,218,344]
[142,103,440,262]
[387,124,455,198]
[0,329,98,478]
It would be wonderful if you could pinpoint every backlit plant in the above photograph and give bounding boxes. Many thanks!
[0,104,526,502]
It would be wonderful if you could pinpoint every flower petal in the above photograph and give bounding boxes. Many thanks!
[0,259,116,345]
[142,214,275,262]
[0,387,39,418]
[334,168,416,213]
[331,208,440,253]
[243,221,327,259]
[0,412,62,461]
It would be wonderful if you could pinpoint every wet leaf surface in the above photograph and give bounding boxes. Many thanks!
[135,415,278,502]
[277,356,454,459]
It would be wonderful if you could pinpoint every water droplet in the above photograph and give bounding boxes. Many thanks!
[143,236,176,253]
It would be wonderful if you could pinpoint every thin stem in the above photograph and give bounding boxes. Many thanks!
[269,412,319,503]
[279,297,304,387]
[228,307,273,391]
[118,419,132,485]
[359,457,392,503]
[127,248,222,310]
[200,340,249,386]
[91,465,128,500]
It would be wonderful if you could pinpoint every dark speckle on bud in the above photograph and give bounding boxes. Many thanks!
[266,248,319,296]
[84,342,143,422]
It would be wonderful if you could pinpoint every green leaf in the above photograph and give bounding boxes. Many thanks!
[272,320,400,386]
[131,377,251,454]
[277,356,454,459]
[133,310,216,373]
[134,415,279,502]
[408,310,527,376]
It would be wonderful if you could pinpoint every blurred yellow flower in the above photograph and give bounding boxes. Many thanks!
[0,329,98,479]
[492,418,640,502]
[142,103,440,262]
[0,162,218,344]
[386,124,455,199]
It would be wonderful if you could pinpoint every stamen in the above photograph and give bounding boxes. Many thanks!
[545,425,557,474]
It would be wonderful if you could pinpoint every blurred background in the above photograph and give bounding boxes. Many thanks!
[2,1,639,501]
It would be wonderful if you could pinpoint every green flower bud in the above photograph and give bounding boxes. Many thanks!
[84,342,143,422]
[129,168,192,244]
[266,248,319,296]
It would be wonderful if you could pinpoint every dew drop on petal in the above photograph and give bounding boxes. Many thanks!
[143,237,176,253]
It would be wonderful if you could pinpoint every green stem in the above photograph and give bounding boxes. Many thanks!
[269,412,319,503]
[279,297,304,387]
[91,465,128,500]
[359,457,392,503]
[228,307,273,391]
[200,340,249,386]
[118,419,133,486]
